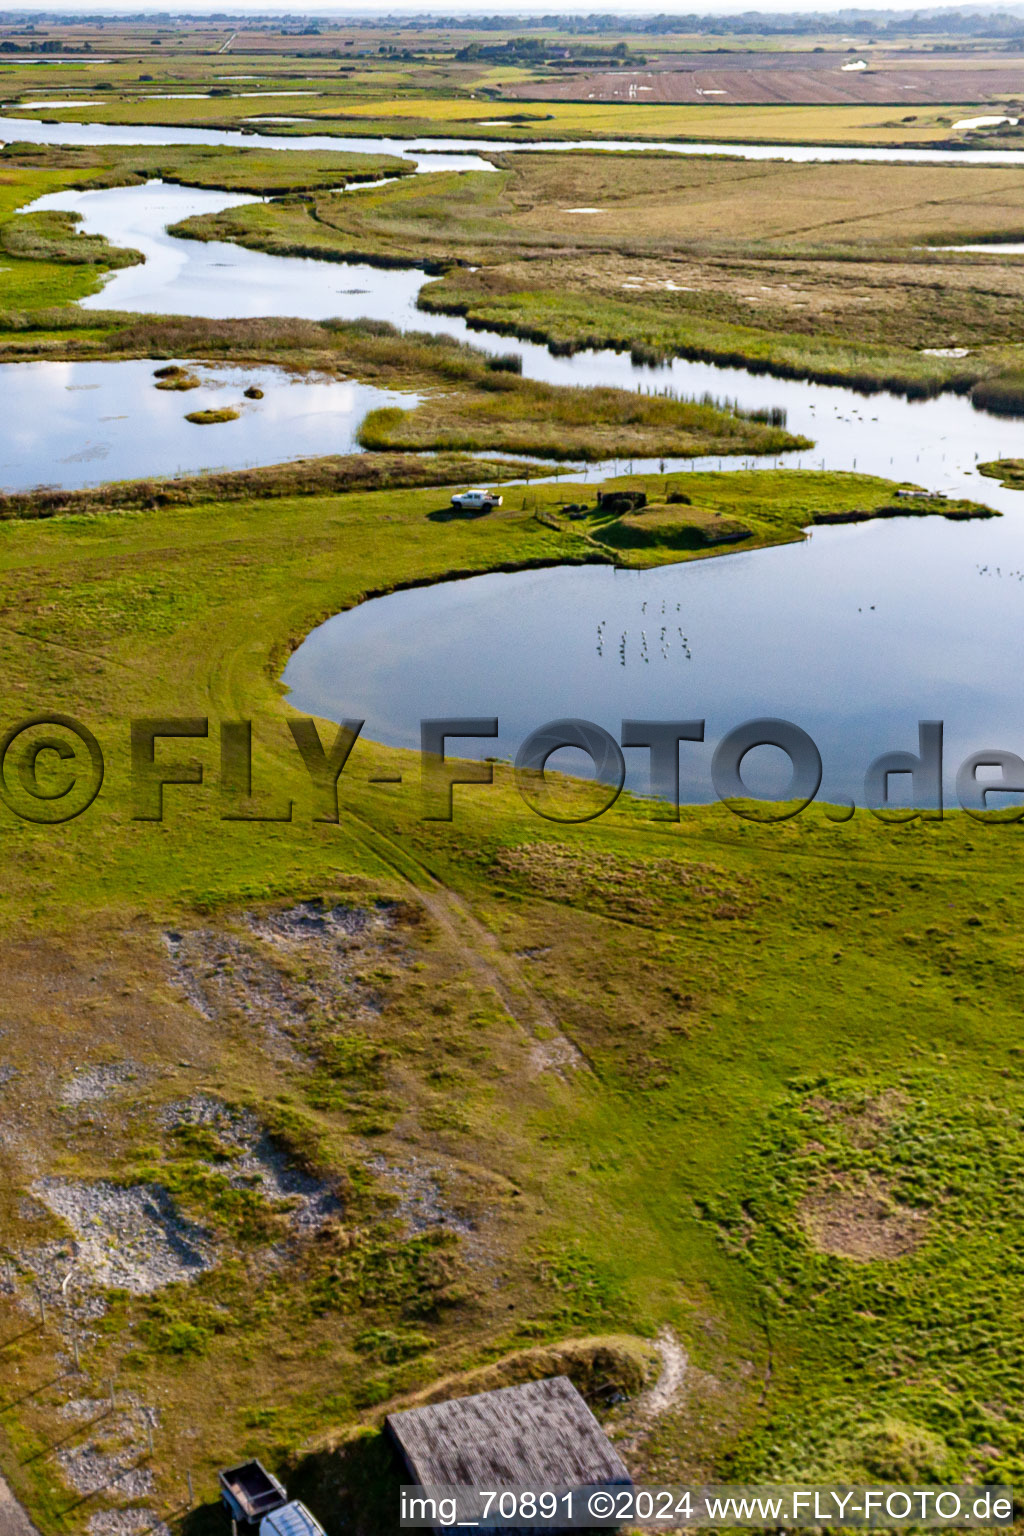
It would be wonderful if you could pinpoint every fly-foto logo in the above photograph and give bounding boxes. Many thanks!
[1,713,1022,827]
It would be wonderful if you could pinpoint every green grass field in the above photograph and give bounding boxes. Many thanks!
[0,464,1019,1536]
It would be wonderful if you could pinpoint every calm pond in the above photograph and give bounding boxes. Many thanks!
[0,357,414,492]
[281,515,1024,810]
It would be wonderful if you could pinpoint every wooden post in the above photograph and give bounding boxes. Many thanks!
[37,1291,45,1325]
[72,1334,80,1372]
[187,1469,193,1507]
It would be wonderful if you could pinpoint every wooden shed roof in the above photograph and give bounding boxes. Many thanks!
[385,1375,631,1491]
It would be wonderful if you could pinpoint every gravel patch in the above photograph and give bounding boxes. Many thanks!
[57,1442,153,1500]
[59,1398,115,1422]
[368,1154,472,1235]
[160,1095,340,1232]
[31,1180,214,1294]
[247,900,388,947]
[50,1400,162,1523]
[0,1064,16,1092]
[88,1513,168,1536]
[14,1239,110,1323]
[163,901,396,1061]
[59,1396,157,1427]
[61,1063,147,1107]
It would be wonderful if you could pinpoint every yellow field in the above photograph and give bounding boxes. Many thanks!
[307,96,984,145]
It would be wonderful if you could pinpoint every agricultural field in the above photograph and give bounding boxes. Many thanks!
[3,21,1024,145]
[6,93,1012,147]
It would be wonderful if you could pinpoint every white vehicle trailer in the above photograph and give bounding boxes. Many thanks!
[260,1503,327,1536]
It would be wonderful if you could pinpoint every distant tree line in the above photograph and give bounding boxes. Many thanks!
[455,36,644,63]
[434,9,1024,37]
[3,5,1024,43]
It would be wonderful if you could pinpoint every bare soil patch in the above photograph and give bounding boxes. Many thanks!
[507,61,1024,107]
[800,1176,926,1261]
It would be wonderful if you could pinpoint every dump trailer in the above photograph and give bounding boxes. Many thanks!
[219,1461,288,1527]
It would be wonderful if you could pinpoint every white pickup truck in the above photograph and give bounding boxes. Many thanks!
[450,487,503,511]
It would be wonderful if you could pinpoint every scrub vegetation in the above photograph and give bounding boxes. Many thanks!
[357,379,806,461]
[185,405,240,423]
[977,456,1024,488]
[0,452,537,520]
[0,305,810,467]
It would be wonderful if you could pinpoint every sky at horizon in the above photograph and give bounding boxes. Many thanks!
[4,0,1019,14]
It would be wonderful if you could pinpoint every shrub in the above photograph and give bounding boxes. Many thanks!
[598,490,646,515]
[485,351,522,374]
[970,372,1024,418]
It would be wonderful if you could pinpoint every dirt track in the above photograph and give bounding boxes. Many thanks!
[0,1474,38,1536]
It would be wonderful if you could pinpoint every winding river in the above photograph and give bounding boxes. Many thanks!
[4,117,1024,806]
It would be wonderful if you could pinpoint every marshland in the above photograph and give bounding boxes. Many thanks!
[0,14,1024,1536]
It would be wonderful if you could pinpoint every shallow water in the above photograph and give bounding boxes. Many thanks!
[30,180,433,321]
[0,358,415,491]
[7,99,102,110]
[11,114,1024,166]
[0,117,496,173]
[21,176,1024,514]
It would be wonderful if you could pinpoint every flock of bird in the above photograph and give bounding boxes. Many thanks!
[596,599,692,664]
[976,563,1024,581]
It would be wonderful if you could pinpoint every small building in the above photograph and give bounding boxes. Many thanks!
[385,1375,632,1533]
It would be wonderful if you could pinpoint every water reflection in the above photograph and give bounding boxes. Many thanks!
[283,515,1024,808]
[0,358,415,491]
